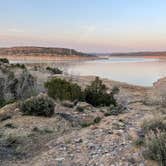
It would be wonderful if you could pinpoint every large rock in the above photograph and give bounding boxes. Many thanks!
[75,102,92,112]
[0,63,37,105]
[152,77,166,106]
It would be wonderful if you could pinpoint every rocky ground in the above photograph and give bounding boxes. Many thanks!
[0,62,165,166]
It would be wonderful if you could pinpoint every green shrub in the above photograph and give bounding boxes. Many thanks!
[46,66,63,74]
[143,131,166,165]
[0,58,9,64]
[20,94,55,117]
[80,122,92,128]
[84,77,117,107]
[45,78,83,101]
[142,116,166,134]
[0,99,16,108]
[112,86,120,95]
[0,99,6,108]
[11,63,26,69]
[134,137,145,146]
[94,116,101,123]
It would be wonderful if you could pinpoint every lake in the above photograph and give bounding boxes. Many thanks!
[66,57,166,86]
[11,57,166,87]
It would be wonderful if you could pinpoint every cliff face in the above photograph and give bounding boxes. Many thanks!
[0,62,37,106]
[0,47,90,57]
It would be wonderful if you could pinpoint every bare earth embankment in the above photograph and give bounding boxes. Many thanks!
[0,47,97,62]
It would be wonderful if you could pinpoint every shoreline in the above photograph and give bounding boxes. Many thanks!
[0,55,165,88]
[0,55,98,62]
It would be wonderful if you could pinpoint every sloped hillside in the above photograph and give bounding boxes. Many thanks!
[0,47,90,57]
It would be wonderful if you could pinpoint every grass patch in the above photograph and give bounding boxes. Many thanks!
[136,113,166,165]
[143,131,166,166]
[134,137,145,147]
[142,116,166,134]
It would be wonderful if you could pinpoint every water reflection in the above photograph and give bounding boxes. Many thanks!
[67,58,166,86]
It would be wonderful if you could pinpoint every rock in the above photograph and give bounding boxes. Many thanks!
[137,130,145,138]
[105,129,113,135]
[0,63,37,105]
[56,112,77,122]
[61,101,74,108]
[74,138,83,143]
[0,103,18,121]
[75,102,92,112]
[0,114,11,121]
[55,157,65,166]
[100,107,109,113]
[112,121,126,130]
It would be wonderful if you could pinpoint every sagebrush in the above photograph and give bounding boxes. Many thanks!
[20,94,55,117]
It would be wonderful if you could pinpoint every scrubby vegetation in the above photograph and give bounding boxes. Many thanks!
[46,66,63,74]
[142,116,166,134]
[0,99,16,108]
[143,131,166,166]
[135,114,166,165]
[0,58,9,64]
[45,77,119,107]
[84,77,117,107]
[45,78,83,101]
[11,63,26,69]
[20,94,55,117]
[0,99,6,108]
[45,77,118,107]
[93,116,102,123]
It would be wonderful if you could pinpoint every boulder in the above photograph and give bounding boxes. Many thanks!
[75,102,92,112]
[0,63,37,107]
[61,101,74,108]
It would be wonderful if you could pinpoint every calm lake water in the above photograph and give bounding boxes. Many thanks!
[11,57,166,86]
[66,57,166,86]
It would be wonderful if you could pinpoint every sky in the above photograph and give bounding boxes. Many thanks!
[0,0,166,53]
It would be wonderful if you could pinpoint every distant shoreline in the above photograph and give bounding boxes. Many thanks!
[0,55,98,62]
[110,51,166,58]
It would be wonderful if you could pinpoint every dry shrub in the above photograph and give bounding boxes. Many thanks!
[143,131,166,165]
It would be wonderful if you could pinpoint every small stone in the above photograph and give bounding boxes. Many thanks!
[75,102,92,112]
[74,138,83,143]
[62,101,74,108]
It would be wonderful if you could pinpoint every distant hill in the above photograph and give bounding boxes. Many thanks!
[110,51,166,57]
[0,47,91,57]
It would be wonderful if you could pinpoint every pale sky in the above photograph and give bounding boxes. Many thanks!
[0,0,166,52]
